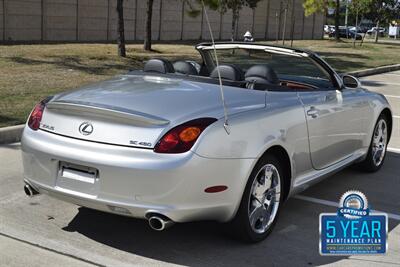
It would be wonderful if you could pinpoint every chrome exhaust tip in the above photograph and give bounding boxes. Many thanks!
[148,215,174,231]
[24,184,39,197]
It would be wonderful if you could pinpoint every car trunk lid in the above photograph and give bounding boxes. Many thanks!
[39,75,266,148]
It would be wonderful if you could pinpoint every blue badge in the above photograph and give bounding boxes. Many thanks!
[320,190,388,255]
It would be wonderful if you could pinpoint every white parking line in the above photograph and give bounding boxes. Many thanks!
[372,82,400,86]
[388,147,400,153]
[384,95,400,99]
[393,115,400,119]
[294,195,400,221]
[381,72,400,76]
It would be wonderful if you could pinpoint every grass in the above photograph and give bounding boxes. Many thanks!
[0,40,399,127]
[289,39,400,73]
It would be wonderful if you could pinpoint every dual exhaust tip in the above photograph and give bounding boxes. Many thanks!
[24,183,39,197]
[24,183,174,231]
[147,214,174,231]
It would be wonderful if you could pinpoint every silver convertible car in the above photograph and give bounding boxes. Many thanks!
[22,42,392,242]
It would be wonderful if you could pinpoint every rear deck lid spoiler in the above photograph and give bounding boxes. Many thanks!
[47,100,170,126]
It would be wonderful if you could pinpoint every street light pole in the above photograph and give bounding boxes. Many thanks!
[282,6,287,45]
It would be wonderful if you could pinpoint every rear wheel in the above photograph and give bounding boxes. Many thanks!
[357,115,389,172]
[229,154,284,242]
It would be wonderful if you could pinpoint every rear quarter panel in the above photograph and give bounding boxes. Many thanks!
[193,91,312,195]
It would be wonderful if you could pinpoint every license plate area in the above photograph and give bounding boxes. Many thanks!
[56,162,99,196]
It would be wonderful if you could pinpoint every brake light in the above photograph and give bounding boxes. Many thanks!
[27,97,51,130]
[154,118,217,153]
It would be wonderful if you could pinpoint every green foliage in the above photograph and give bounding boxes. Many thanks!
[201,0,220,10]
[218,0,262,14]
[303,0,335,17]
[184,0,220,17]
[359,0,399,23]
[303,0,325,16]
[348,0,368,14]
[216,0,262,41]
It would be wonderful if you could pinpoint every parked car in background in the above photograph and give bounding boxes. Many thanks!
[349,26,361,33]
[353,24,372,33]
[359,22,375,33]
[329,27,363,40]
[324,25,335,35]
[367,27,386,37]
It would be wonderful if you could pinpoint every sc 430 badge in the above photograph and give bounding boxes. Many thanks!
[129,140,152,148]
[319,190,388,255]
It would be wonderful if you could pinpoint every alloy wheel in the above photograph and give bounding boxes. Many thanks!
[372,119,388,167]
[248,164,281,234]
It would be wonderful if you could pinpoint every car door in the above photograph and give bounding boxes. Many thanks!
[299,88,365,170]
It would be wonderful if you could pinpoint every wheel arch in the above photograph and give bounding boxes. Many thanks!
[259,145,292,202]
[381,108,393,142]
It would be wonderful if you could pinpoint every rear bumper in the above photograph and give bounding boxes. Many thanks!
[21,127,254,223]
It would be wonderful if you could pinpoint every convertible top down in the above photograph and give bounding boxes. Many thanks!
[22,42,392,242]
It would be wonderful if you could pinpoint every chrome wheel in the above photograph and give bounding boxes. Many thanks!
[372,119,388,167]
[248,164,281,234]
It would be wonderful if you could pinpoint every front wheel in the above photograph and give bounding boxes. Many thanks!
[357,115,389,172]
[229,154,284,242]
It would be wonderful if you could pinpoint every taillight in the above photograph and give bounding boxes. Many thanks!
[27,97,52,130]
[154,118,217,153]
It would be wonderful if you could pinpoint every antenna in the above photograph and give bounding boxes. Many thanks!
[201,0,230,135]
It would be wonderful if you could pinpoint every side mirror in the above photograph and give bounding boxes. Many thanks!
[342,75,361,88]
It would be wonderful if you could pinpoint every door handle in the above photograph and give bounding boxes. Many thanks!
[307,107,319,118]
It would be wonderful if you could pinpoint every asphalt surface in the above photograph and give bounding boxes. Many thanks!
[0,71,399,267]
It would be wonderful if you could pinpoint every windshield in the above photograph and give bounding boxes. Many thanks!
[207,48,334,88]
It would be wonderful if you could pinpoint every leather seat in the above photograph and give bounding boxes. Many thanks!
[210,64,244,81]
[143,59,175,74]
[245,65,280,85]
[173,61,198,75]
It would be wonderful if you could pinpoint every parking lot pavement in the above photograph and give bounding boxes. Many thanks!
[0,71,399,267]
[0,235,95,267]
[361,70,400,149]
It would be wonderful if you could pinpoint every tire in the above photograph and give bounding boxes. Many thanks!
[228,154,284,243]
[357,114,389,172]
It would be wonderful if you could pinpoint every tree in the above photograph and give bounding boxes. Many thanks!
[303,0,339,41]
[143,0,219,51]
[219,0,262,41]
[348,0,369,46]
[117,0,126,57]
[144,0,154,51]
[334,0,340,41]
[303,0,327,16]
[361,0,399,43]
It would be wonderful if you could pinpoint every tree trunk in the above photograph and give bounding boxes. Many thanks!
[352,9,358,48]
[144,0,154,51]
[117,0,126,57]
[231,7,238,42]
[374,21,379,43]
[334,0,340,41]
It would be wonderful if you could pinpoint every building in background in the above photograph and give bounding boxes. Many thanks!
[0,0,324,42]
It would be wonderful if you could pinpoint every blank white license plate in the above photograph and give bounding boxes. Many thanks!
[56,162,99,196]
[61,168,96,184]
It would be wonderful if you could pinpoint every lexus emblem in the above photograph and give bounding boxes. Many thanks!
[79,122,94,136]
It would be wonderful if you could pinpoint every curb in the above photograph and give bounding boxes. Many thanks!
[0,125,24,145]
[1,64,400,145]
[348,64,400,77]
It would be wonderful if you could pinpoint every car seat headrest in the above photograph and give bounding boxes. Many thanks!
[210,64,244,81]
[173,61,198,75]
[245,65,280,85]
[144,58,175,74]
